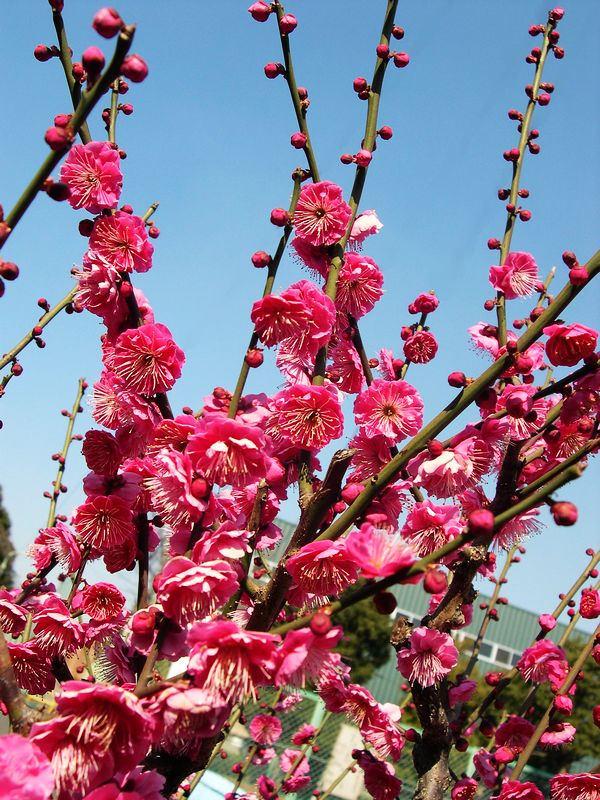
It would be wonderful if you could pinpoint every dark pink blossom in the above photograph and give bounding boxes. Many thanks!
[403,330,438,364]
[82,429,123,476]
[267,384,343,450]
[82,768,165,800]
[494,716,535,763]
[335,252,384,318]
[0,592,27,635]
[275,626,343,687]
[72,494,134,552]
[0,734,54,800]
[77,582,126,621]
[286,540,359,595]
[144,450,206,531]
[516,640,569,689]
[354,379,423,443]
[249,714,283,745]
[59,141,122,214]
[491,781,544,800]
[294,181,351,246]
[6,642,55,694]
[112,323,185,395]
[187,620,280,702]
[348,209,383,249]
[401,501,463,559]
[489,251,539,299]
[354,750,402,800]
[187,417,269,487]
[155,556,238,626]
[33,597,85,657]
[408,435,493,498]
[550,773,600,800]
[345,524,418,578]
[544,322,598,367]
[89,211,154,273]
[397,626,458,688]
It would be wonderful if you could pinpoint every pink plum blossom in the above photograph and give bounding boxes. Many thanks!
[187,416,269,487]
[397,627,458,688]
[286,539,359,595]
[89,211,154,273]
[59,140,122,214]
[348,209,383,248]
[111,323,185,395]
[354,379,423,443]
[249,714,283,745]
[293,181,351,246]
[0,734,54,800]
[267,384,343,450]
[345,523,418,578]
[401,501,463,559]
[488,251,539,299]
[549,773,600,800]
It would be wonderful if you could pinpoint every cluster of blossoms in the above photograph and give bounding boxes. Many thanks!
[1,3,599,800]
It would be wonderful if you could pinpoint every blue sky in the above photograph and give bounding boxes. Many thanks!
[0,1,598,625]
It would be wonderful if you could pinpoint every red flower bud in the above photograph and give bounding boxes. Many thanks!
[537,93,551,106]
[310,610,332,635]
[264,62,284,79]
[245,348,264,368]
[423,569,447,594]
[551,501,578,526]
[290,131,307,149]
[251,251,271,268]
[487,238,501,250]
[279,14,297,34]
[270,207,288,227]
[468,509,495,537]
[44,125,74,151]
[121,54,148,83]
[82,46,105,77]
[376,44,390,59]
[353,76,368,93]
[378,125,393,140]
[393,52,410,68]
[34,44,55,62]
[447,371,467,388]
[248,2,271,22]
[373,591,397,615]
[569,267,588,286]
[93,7,123,38]
[0,261,19,281]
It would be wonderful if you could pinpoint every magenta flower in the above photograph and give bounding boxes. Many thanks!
[111,323,185,395]
[345,524,418,578]
[89,211,154,273]
[6,642,54,694]
[187,620,280,702]
[335,253,384,318]
[550,773,600,800]
[267,384,343,450]
[148,685,229,761]
[144,450,206,531]
[491,781,544,800]
[155,556,238,626]
[275,626,343,687]
[291,723,317,745]
[28,522,82,573]
[286,539,359,595]
[493,715,535,763]
[516,640,569,689]
[348,209,383,249]
[403,330,438,364]
[354,750,402,800]
[77,581,126,621]
[354,379,423,443]
[33,597,85,657]
[544,322,598,367]
[451,778,478,800]
[82,768,165,800]
[397,626,458,688]
[59,140,122,213]
[401,501,463,558]
[72,494,134,552]
[408,435,493,498]
[187,416,269,487]
[82,429,123,476]
[294,181,351,246]
[328,338,365,393]
[0,592,27,636]
[73,251,124,324]
[473,747,499,788]
[249,714,283,745]
[251,279,335,350]
[0,734,54,800]
[488,251,539,299]
[540,721,576,747]
[348,430,391,481]
[580,587,600,619]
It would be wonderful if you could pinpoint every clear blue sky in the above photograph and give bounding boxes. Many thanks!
[1,2,598,625]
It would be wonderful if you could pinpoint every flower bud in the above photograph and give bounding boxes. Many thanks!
[427,439,444,457]
[549,7,565,21]
[447,371,467,388]
[551,501,578,526]
[264,62,283,79]
[44,125,74,151]
[248,1,271,21]
[503,148,520,162]
[392,26,405,40]
[279,13,297,34]
[378,125,393,140]
[393,52,410,68]
[251,250,271,268]
[341,482,363,504]
[290,131,307,149]
[553,46,565,59]
[537,93,551,106]
[519,209,532,221]
[569,267,588,286]
[121,54,148,83]
[270,207,288,227]
[538,613,557,632]
[0,261,19,281]
[423,569,447,594]
[93,7,123,38]
[82,46,105,77]
[245,348,264,368]
[340,153,353,164]
[34,44,55,62]
[354,149,372,168]
[47,182,71,202]
[353,77,368,93]
[487,238,501,250]
[11,362,23,376]
[468,509,495,537]
[373,591,397,615]
[310,610,332,635]
[376,44,390,59]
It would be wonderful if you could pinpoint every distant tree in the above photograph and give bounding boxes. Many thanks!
[335,591,394,684]
[0,487,15,588]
